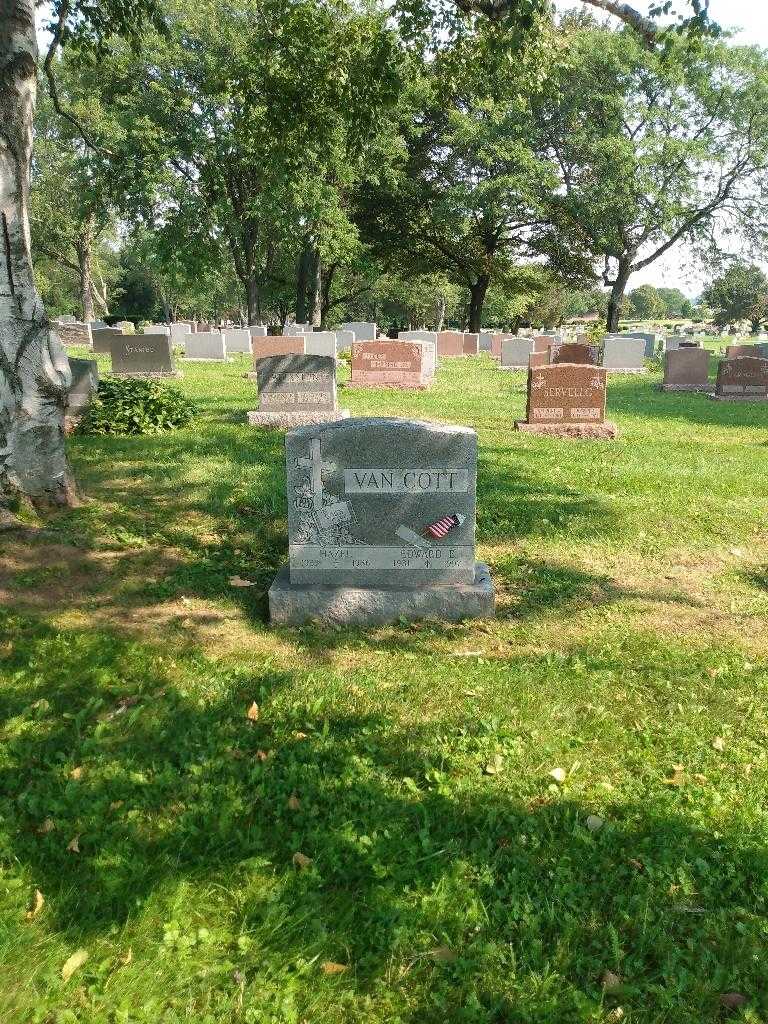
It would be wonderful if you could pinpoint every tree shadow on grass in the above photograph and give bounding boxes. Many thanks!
[1,612,765,1021]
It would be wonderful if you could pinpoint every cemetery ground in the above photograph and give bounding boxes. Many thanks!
[1,347,768,1024]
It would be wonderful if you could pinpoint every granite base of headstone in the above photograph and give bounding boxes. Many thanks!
[710,356,768,401]
[110,333,181,378]
[515,364,617,439]
[247,353,349,428]
[268,417,495,626]
[660,349,712,392]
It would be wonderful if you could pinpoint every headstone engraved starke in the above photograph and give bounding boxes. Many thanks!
[247,354,349,428]
[711,356,768,401]
[268,417,496,625]
[661,348,711,392]
[516,364,617,439]
[110,333,180,378]
[601,336,647,373]
[349,340,433,389]
[184,331,227,361]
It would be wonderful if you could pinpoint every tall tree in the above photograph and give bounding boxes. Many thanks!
[0,0,161,513]
[703,262,768,333]
[542,26,768,331]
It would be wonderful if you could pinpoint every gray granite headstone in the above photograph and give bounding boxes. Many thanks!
[501,337,535,368]
[479,332,494,353]
[249,325,268,338]
[111,333,178,377]
[256,354,337,413]
[624,332,659,359]
[304,331,338,358]
[285,418,478,588]
[67,358,99,410]
[336,330,355,352]
[341,321,377,341]
[601,336,646,371]
[185,331,227,361]
[169,322,191,344]
[89,319,109,331]
[58,314,77,323]
[223,328,252,354]
[144,324,169,335]
[92,326,123,354]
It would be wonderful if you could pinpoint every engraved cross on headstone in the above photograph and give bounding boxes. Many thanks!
[297,438,336,510]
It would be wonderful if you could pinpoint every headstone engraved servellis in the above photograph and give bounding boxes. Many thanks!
[661,348,711,392]
[711,356,768,401]
[247,354,349,428]
[515,364,617,439]
[268,418,495,625]
[110,333,180,378]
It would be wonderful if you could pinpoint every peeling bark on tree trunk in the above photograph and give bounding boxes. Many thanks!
[0,1,76,509]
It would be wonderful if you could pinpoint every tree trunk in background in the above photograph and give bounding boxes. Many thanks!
[435,292,446,331]
[606,262,631,332]
[295,239,311,324]
[75,221,94,322]
[0,4,75,511]
[245,275,260,325]
[468,275,489,334]
[308,246,322,327]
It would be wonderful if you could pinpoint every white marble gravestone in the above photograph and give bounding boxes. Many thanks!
[341,321,377,341]
[268,418,495,625]
[501,338,535,369]
[223,329,252,354]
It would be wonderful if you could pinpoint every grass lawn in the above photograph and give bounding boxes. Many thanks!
[1,343,767,1023]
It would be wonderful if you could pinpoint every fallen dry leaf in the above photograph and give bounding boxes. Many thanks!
[321,961,348,975]
[61,948,89,982]
[255,749,270,761]
[430,945,458,963]
[601,970,622,992]
[586,815,604,832]
[25,889,44,921]
[719,992,747,1010]
[664,765,685,787]
[66,836,80,853]
[294,731,308,740]
[287,793,301,811]
[292,852,312,869]
[549,768,567,784]
[246,702,260,721]
[606,1009,625,1022]
[69,766,83,780]
[628,858,644,872]
[712,736,725,752]
[483,754,503,776]
[38,818,55,835]
[229,576,256,588]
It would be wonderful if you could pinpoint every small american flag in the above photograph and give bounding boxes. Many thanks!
[425,513,465,539]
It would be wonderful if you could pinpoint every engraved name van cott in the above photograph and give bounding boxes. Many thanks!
[285,418,477,587]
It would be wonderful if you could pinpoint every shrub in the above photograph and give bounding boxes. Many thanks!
[78,378,196,436]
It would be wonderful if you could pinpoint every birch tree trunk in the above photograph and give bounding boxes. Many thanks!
[0,1,76,509]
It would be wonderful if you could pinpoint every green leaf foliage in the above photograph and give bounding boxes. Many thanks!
[78,378,196,435]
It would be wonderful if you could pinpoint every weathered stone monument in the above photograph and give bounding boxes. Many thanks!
[111,333,179,378]
[268,418,495,625]
[516,364,617,439]
[304,332,339,358]
[169,322,191,345]
[436,331,466,357]
[462,333,480,355]
[712,356,768,401]
[54,320,92,348]
[115,320,135,334]
[184,331,227,361]
[601,336,647,373]
[349,340,432,389]
[661,348,711,392]
[66,358,99,411]
[247,354,349,428]
[500,338,535,370]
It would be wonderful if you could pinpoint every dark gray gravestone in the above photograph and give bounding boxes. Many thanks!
[247,354,349,428]
[268,418,495,625]
[67,358,99,410]
[110,333,179,377]
[92,326,123,354]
